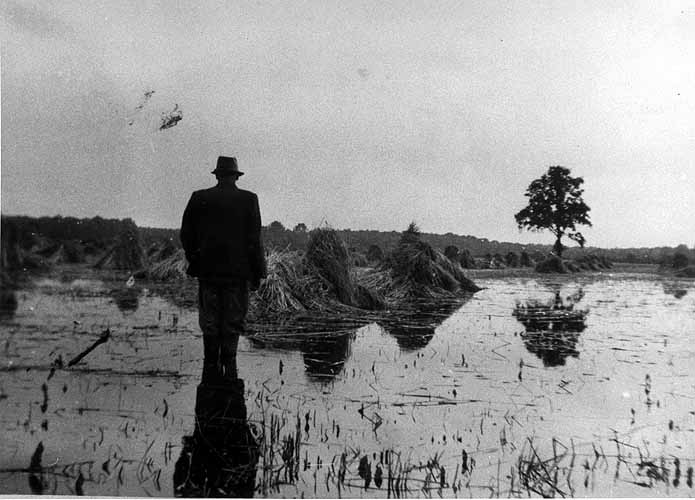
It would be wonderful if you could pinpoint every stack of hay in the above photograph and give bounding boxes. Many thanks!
[148,239,178,263]
[95,228,147,271]
[574,254,611,271]
[250,249,307,316]
[366,244,384,263]
[147,249,189,281]
[367,223,479,300]
[37,241,85,265]
[250,229,386,319]
[304,228,385,311]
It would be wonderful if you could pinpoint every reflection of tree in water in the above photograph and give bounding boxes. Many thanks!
[380,297,470,352]
[174,378,259,497]
[663,283,688,299]
[513,289,587,367]
[112,287,140,312]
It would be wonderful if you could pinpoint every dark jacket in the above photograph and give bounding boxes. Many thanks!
[180,184,266,284]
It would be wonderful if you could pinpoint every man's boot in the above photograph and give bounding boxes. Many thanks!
[202,335,221,385]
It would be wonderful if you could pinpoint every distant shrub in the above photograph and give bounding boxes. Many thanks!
[475,257,490,269]
[535,255,568,273]
[673,252,689,269]
[492,253,506,269]
[505,251,520,268]
[520,251,533,267]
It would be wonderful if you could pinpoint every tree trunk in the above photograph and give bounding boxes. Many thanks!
[553,236,564,257]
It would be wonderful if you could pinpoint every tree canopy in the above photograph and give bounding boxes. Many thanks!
[514,166,591,256]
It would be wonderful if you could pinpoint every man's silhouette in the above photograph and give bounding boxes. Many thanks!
[181,156,266,382]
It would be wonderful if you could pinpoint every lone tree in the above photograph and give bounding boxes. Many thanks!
[515,166,591,257]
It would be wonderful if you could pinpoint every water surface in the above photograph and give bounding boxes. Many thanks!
[1,270,694,497]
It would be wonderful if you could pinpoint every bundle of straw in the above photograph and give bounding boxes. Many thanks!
[304,228,355,306]
[252,249,306,316]
[377,224,480,299]
[148,249,188,281]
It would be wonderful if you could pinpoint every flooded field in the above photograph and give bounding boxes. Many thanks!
[1,266,695,497]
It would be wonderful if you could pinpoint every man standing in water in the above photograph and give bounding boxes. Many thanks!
[180,156,266,383]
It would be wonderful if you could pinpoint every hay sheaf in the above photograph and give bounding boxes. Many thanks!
[537,254,613,274]
[305,228,355,306]
[366,244,384,263]
[148,239,178,263]
[380,225,479,299]
[95,229,147,271]
[574,254,611,271]
[36,241,85,265]
[251,232,387,318]
[148,249,189,281]
[251,250,307,316]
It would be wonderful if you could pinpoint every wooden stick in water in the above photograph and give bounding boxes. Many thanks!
[68,329,111,367]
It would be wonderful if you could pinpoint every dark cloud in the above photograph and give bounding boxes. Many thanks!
[2,1,75,39]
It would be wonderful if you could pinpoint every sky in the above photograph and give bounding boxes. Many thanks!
[2,0,694,249]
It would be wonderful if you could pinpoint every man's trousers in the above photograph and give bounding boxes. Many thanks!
[198,280,248,382]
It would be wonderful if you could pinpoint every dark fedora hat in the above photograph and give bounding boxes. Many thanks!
[211,156,244,176]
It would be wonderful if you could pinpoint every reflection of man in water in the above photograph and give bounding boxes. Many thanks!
[180,156,266,382]
[174,378,258,496]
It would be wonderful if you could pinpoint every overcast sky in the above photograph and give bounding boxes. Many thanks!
[2,1,694,248]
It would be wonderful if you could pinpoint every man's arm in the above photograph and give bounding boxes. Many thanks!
[248,193,267,289]
[180,193,200,275]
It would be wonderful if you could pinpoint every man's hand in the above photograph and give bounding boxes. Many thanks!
[186,259,200,278]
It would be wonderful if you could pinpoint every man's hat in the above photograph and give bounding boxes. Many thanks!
[211,156,244,176]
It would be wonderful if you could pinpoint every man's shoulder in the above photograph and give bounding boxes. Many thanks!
[190,186,258,204]
[237,188,259,201]
[189,187,211,198]
[189,186,222,201]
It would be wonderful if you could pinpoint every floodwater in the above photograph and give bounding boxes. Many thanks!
[1,267,695,497]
